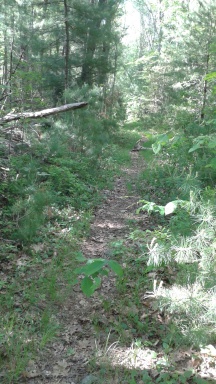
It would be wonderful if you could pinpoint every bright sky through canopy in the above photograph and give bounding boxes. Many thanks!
[122,0,141,44]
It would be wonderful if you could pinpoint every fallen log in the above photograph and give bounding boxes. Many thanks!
[0,102,88,125]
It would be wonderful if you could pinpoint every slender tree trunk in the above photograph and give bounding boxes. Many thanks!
[9,35,15,106]
[201,52,210,120]
[158,0,164,55]
[109,42,118,116]
[139,13,146,55]
[64,0,70,90]
[3,30,8,86]
[80,38,96,86]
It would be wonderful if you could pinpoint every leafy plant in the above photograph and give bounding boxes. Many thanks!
[137,199,189,216]
[75,257,123,297]
[152,133,170,154]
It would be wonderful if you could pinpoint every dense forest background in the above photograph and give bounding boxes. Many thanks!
[0,0,216,383]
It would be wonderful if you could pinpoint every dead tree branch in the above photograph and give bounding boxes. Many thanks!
[0,102,88,125]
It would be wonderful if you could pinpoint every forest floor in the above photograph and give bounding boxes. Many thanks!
[22,151,216,384]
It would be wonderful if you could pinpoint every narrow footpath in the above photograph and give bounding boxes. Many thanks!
[25,152,148,384]
[23,151,216,384]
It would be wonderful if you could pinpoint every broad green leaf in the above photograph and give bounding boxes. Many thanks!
[81,276,101,297]
[108,260,123,277]
[157,134,169,145]
[81,276,94,297]
[137,203,152,214]
[188,143,202,153]
[74,266,86,274]
[99,269,109,276]
[137,201,165,215]
[152,142,161,154]
[82,259,106,276]
[91,276,101,292]
[137,202,155,214]
[157,206,165,215]
[170,134,183,145]
[136,199,148,213]
[189,136,207,153]
[182,370,193,380]
[207,139,216,149]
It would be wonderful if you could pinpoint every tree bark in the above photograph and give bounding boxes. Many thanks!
[63,0,70,90]
[0,102,88,125]
[200,54,209,120]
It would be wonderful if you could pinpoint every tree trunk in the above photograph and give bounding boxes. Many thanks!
[200,52,210,120]
[64,0,70,90]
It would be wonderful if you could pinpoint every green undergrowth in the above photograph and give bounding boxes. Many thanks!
[89,366,212,384]
[87,238,214,383]
[0,119,136,383]
[140,118,216,348]
[84,118,216,383]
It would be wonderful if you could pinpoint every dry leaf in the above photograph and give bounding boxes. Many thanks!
[31,243,45,253]
[191,356,203,369]
[141,313,150,319]
[53,360,69,377]
[23,370,39,379]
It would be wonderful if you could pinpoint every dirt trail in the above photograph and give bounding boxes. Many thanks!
[26,152,147,384]
[23,151,216,384]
